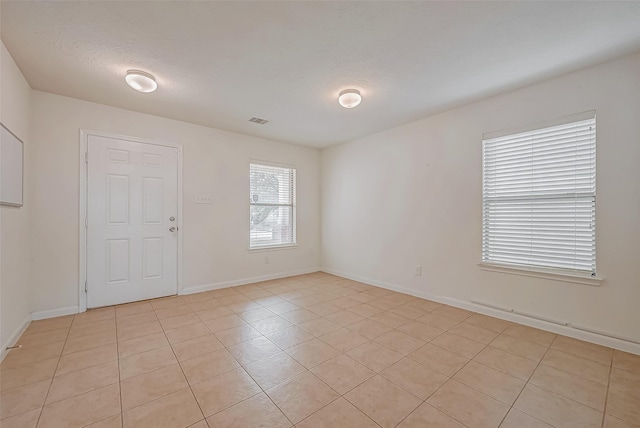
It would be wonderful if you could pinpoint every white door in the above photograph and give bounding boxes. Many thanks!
[87,135,178,308]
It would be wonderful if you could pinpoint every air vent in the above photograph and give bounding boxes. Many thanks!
[249,117,269,125]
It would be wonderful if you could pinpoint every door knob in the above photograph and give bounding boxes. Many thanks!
[169,227,176,232]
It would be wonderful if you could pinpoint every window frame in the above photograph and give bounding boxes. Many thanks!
[480,111,601,286]
[248,161,297,251]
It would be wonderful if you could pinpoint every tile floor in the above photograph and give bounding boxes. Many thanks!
[1,272,639,428]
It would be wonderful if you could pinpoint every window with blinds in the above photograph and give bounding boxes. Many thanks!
[249,163,296,249]
[482,112,596,276]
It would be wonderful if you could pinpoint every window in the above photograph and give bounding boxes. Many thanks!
[249,163,296,249]
[482,112,596,276]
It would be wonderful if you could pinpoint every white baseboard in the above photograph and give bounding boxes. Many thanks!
[181,267,321,295]
[32,306,79,321]
[22,268,319,324]
[1,313,32,362]
[322,267,640,355]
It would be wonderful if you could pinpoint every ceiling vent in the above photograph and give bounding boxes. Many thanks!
[249,117,269,125]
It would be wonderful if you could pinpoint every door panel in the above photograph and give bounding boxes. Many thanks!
[142,177,163,224]
[107,239,129,283]
[143,153,163,167]
[107,148,130,164]
[107,175,130,224]
[143,237,163,279]
[87,135,178,308]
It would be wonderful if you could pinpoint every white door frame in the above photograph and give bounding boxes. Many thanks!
[79,129,184,313]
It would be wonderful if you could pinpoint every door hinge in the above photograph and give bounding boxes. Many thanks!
[84,281,88,293]
[85,152,88,163]
[85,217,88,228]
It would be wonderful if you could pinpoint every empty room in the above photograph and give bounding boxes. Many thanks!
[1,1,639,427]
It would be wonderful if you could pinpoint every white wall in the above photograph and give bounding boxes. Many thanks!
[321,52,640,344]
[29,91,320,314]
[0,42,32,352]
[4,38,639,354]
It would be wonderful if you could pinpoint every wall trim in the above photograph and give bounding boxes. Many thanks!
[1,313,31,362]
[16,268,319,329]
[321,267,640,355]
[477,262,602,287]
[32,306,79,321]
[182,267,320,295]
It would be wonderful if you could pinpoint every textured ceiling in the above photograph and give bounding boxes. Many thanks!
[2,1,640,148]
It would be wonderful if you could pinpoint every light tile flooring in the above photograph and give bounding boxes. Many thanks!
[1,272,639,428]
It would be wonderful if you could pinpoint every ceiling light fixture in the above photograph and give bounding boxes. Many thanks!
[125,70,157,93]
[338,89,362,109]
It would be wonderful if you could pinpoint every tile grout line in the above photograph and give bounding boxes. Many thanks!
[302,363,378,428]
[220,284,608,428]
[210,322,283,426]
[206,292,381,426]
[330,307,471,427]
[402,313,559,427]
[392,314,498,428]
[600,349,614,428]
[116,309,124,428]
[57,313,121,427]
[19,314,124,426]
[116,306,185,419]
[7,275,634,428]
[265,377,309,428]
[60,313,123,408]
[507,344,609,385]
[377,352,451,428]
[292,296,475,426]
[186,295,301,426]
[155,301,209,426]
[498,334,558,427]
[300,354,383,428]
[527,336,614,414]
[505,337,557,427]
[34,314,75,428]
[210,306,299,427]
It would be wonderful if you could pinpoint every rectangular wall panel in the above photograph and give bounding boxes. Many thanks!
[143,153,163,167]
[107,149,130,164]
[106,239,129,283]
[143,177,163,224]
[143,237,163,279]
[106,174,129,224]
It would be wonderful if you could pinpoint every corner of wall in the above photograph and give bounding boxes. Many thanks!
[0,40,34,357]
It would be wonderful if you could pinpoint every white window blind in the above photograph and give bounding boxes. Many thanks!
[249,163,296,249]
[482,113,596,275]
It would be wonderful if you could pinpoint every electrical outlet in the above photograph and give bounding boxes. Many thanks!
[264,256,269,264]
[415,265,422,276]
[195,195,212,204]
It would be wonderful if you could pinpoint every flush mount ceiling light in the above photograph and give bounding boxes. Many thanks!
[125,70,157,93]
[338,89,362,109]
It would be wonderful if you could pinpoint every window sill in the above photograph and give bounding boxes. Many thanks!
[478,262,603,286]
[248,244,298,253]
